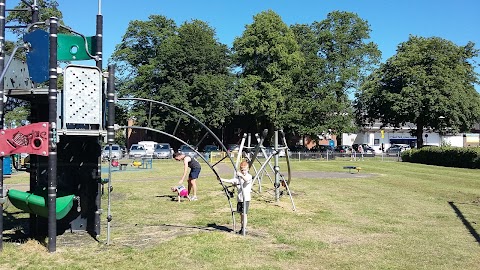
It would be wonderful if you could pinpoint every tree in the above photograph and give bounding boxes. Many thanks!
[232,10,304,138]
[111,16,233,144]
[289,11,381,139]
[355,36,480,147]
[110,15,176,80]
[7,0,64,36]
[3,1,65,124]
[4,106,29,128]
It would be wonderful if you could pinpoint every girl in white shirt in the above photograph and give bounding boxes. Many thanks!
[220,161,253,235]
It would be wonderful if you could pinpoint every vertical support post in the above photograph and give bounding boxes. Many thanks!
[47,17,58,253]
[0,0,5,252]
[30,0,40,238]
[31,1,39,23]
[274,131,280,202]
[94,0,103,237]
[96,1,103,70]
[107,66,115,144]
[106,65,115,244]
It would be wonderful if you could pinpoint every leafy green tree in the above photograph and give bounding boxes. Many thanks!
[355,36,480,147]
[111,16,233,144]
[232,10,304,138]
[4,1,66,121]
[110,15,176,79]
[290,11,381,139]
[4,106,29,128]
[7,0,64,36]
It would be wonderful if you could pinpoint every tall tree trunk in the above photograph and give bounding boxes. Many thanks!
[416,122,424,148]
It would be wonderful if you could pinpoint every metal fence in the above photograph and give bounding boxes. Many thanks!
[288,151,402,162]
[206,151,403,163]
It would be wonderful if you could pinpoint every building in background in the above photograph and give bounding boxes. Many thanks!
[342,122,480,153]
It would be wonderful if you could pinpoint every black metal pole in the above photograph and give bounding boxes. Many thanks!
[31,1,39,23]
[106,65,115,244]
[107,66,115,143]
[30,0,40,240]
[47,17,58,253]
[94,1,103,237]
[96,4,102,70]
[0,0,6,252]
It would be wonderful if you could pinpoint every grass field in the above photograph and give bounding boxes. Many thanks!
[1,158,479,270]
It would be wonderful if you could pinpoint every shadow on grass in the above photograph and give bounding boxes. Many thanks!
[1,210,31,243]
[162,223,233,233]
[156,194,178,202]
[448,201,480,245]
[2,208,100,245]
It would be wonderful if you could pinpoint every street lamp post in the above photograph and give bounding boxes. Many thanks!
[220,118,225,146]
[439,116,445,146]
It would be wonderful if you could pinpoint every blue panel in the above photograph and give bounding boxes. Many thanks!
[3,156,12,175]
[23,29,49,83]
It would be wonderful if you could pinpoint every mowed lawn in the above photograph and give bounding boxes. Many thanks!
[1,158,479,270]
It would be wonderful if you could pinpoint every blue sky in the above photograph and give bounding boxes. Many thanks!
[7,0,480,90]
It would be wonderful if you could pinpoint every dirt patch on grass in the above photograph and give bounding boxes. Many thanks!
[53,222,272,250]
[292,171,377,179]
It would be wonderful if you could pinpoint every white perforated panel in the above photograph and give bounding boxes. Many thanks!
[63,65,102,126]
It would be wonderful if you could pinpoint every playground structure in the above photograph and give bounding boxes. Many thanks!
[237,130,296,211]
[0,0,295,252]
[0,0,105,253]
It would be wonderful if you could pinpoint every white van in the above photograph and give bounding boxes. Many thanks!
[137,141,158,157]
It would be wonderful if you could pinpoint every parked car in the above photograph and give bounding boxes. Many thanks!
[203,145,220,159]
[315,145,335,153]
[137,141,157,157]
[352,144,376,155]
[277,145,290,157]
[227,144,240,152]
[334,145,352,154]
[129,144,147,159]
[203,145,219,153]
[178,144,198,158]
[290,145,308,152]
[101,144,123,161]
[386,144,411,153]
[153,143,173,159]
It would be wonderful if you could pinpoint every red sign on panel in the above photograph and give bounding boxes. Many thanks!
[0,122,49,156]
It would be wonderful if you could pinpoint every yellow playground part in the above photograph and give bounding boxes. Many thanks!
[132,160,142,167]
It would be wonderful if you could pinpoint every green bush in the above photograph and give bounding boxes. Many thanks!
[401,146,480,169]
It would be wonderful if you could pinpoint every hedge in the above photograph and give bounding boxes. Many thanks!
[401,146,480,169]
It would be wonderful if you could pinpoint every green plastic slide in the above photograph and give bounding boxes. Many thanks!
[7,189,75,220]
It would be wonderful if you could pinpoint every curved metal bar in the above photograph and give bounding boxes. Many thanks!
[118,125,236,228]
[117,97,235,165]
[25,21,45,32]
[117,97,243,230]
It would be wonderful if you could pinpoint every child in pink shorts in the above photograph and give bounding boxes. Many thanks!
[171,185,189,202]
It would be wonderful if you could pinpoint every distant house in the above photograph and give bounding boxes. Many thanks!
[342,122,480,153]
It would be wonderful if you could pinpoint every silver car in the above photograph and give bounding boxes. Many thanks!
[129,144,147,159]
[153,143,173,159]
[101,144,123,160]
[178,144,197,158]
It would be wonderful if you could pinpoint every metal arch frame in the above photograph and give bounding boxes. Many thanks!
[118,125,236,203]
[117,97,234,158]
[114,97,240,226]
